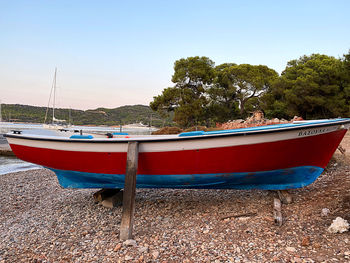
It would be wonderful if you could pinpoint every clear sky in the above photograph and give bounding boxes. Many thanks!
[1,0,349,110]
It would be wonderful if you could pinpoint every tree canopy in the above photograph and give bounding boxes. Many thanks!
[151,51,350,127]
[151,56,215,127]
[206,63,239,123]
[264,53,350,119]
[217,64,278,117]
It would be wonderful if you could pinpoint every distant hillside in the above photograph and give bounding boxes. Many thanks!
[0,104,174,127]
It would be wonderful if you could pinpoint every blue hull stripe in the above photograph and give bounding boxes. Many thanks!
[49,166,324,190]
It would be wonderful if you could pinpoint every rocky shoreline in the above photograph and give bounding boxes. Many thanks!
[1,134,350,262]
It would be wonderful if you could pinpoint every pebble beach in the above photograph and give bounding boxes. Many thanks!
[1,134,350,262]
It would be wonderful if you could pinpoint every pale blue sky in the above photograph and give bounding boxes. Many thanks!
[1,0,349,109]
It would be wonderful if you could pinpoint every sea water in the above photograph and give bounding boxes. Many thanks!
[0,156,41,175]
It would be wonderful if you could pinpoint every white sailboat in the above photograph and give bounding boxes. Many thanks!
[43,68,66,129]
[0,100,2,123]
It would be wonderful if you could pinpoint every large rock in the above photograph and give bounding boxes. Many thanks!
[328,217,349,233]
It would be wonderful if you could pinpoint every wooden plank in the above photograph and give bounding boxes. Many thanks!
[120,141,139,240]
[93,188,121,204]
[273,198,283,226]
[101,191,123,208]
[220,212,257,220]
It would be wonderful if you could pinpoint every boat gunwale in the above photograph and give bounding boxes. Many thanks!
[4,119,350,144]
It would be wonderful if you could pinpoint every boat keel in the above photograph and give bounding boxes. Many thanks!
[49,165,324,190]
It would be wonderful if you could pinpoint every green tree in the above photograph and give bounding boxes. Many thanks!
[217,64,278,117]
[266,54,348,119]
[207,63,240,123]
[150,87,180,119]
[341,50,350,116]
[150,56,215,127]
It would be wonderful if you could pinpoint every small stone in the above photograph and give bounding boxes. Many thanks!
[203,229,209,234]
[313,243,321,249]
[163,217,171,223]
[301,236,310,246]
[138,246,148,253]
[315,255,327,262]
[238,216,250,221]
[345,251,350,259]
[114,243,122,252]
[272,256,279,261]
[321,208,330,217]
[125,255,133,261]
[152,251,159,259]
[292,257,302,263]
[286,247,296,252]
[123,239,137,247]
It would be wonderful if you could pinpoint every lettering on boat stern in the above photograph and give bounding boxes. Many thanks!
[297,128,330,137]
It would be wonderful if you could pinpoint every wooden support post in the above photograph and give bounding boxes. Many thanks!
[120,141,139,240]
[338,145,346,155]
[273,198,283,226]
[277,190,293,204]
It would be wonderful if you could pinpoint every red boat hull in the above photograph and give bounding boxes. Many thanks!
[9,129,346,175]
[5,119,349,189]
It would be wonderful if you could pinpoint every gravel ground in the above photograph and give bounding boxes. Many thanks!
[1,134,350,263]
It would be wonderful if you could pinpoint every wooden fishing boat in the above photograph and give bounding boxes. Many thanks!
[4,119,350,190]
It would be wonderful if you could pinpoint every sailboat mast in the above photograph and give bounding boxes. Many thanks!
[68,107,72,126]
[0,100,2,122]
[52,68,57,124]
[44,68,56,124]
